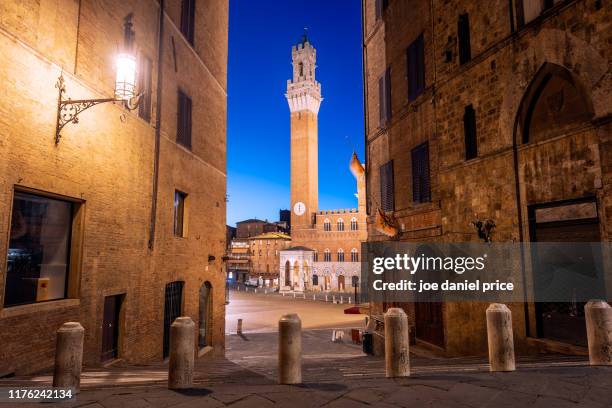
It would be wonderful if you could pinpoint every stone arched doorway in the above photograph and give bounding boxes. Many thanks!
[338,275,345,291]
[513,62,602,347]
[199,281,213,348]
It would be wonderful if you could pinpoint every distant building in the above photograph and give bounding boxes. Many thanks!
[236,218,284,239]
[279,209,291,231]
[226,225,237,249]
[280,36,368,293]
[226,240,251,284]
[248,232,291,286]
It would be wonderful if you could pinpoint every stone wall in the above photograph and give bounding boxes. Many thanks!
[363,0,611,356]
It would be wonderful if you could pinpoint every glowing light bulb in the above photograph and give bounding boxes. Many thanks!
[115,53,136,100]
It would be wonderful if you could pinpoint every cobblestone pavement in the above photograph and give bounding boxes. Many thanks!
[1,330,609,408]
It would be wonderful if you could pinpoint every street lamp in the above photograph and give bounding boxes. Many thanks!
[54,14,140,144]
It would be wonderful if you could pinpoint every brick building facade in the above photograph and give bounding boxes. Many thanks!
[248,232,291,286]
[363,0,610,356]
[0,0,228,374]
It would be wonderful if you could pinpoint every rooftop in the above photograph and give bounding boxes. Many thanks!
[248,232,291,240]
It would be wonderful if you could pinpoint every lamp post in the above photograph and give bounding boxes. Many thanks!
[54,14,140,144]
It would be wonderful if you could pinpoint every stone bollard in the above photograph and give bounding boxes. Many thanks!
[349,297,351,304]
[486,303,515,372]
[282,292,285,297]
[168,317,195,389]
[585,300,612,365]
[293,292,296,298]
[303,293,306,299]
[332,295,336,303]
[53,322,84,392]
[313,294,316,301]
[340,296,344,304]
[237,318,243,335]
[278,314,302,384]
[384,308,410,377]
[325,295,328,302]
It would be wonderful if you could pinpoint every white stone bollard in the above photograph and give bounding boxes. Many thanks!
[313,294,316,301]
[53,322,84,392]
[486,303,515,372]
[325,295,328,302]
[278,314,302,384]
[340,296,344,304]
[349,297,351,304]
[384,308,410,377]
[282,292,285,297]
[585,300,612,365]
[303,293,306,299]
[168,317,195,389]
[237,318,243,335]
[332,295,336,304]
[293,292,296,298]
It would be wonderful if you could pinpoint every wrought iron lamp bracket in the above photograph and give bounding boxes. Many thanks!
[54,74,139,144]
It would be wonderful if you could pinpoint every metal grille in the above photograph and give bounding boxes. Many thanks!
[163,281,184,358]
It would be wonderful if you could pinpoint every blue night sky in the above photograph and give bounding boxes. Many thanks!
[226,0,364,226]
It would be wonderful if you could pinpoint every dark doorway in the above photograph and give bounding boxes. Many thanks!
[163,281,184,358]
[284,261,291,286]
[199,281,213,348]
[529,198,601,346]
[101,294,123,362]
[415,302,444,347]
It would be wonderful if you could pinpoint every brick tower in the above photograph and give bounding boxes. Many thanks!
[285,34,322,232]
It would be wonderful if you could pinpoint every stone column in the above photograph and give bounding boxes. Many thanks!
[53,322,84,392]
[384,308,410,377]
[278,313,302,384]
[168,317,195,389]
[486,303,515,372]
[585,300,612,365]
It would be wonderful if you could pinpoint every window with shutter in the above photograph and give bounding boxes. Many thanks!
[180,0,196,45]
[407,33,425,101]
[177,90,192,149]
[412,142,431,203]
[464,105,478,160]
[379,161,394,211]
[458,14,471,65]
[138,55,152,122]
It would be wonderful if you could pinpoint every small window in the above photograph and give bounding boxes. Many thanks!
[312,274,319,286]
[412,142,431,203]
[313,251,318,262]
[5,191,75,307]
[173,190,187,237]
[378,67,392,126]
[464,104,478,160]
[350,217,358,231]
[337,219,345,231]
[180,0,196,45]
[379,160,394,211]
[458,13,471,65]
[138,55,152,122]
[337,249,345,262]
[177,90,192,149]
[323,219,331,232]
[324,249,331,262]
[407,33,425,101]
[351,248,359,262]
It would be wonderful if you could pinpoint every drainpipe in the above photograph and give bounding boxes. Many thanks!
[148,0,165,250]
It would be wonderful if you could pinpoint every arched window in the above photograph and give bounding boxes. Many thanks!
[350,217,358,231]
[324,248,331,262]
[337,218,345,231]
[312,274,319,286]
[323,219,331,231]
[313,250,318,262]
[337,248,345,262]
[351,248,359,262]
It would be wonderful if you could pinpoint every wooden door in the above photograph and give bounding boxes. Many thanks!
[101,295,121,362]
[415,302,444,347]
